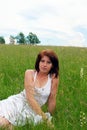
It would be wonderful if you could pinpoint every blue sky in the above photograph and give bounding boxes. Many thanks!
[0,0,87,47]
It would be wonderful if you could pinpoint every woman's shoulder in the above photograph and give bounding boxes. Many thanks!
[25,69,36,76]
[50,74,59,84]
[25,69,33,73]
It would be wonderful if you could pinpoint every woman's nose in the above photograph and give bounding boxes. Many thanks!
[43,62,47,66]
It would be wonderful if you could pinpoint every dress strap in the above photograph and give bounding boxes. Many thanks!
[34,71,37,82]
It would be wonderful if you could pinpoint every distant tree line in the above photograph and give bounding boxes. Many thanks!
[0,32,40,44]
[0,36,5,44]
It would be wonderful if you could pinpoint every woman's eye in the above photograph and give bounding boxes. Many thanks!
[47,61,51,64]
[41,60,44,62]
[40,59,51,64]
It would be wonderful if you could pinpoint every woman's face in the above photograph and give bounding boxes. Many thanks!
[39,55,53,74]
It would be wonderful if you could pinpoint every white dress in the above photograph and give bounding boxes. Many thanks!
[0,72,52,126]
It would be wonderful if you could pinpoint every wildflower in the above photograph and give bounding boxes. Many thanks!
[80,111,87,127]
[80,68,84,78]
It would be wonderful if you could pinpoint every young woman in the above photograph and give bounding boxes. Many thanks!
[0,49,59,129]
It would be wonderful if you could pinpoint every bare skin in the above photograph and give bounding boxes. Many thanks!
[47,76,59,114]
[0,116,13,130]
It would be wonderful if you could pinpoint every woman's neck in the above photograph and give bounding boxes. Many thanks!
[37,71,48,78]
[35,71,48,87]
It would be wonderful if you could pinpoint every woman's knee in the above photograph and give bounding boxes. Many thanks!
[0,116,10,126]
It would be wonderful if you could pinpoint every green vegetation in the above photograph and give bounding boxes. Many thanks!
[0,37,5,44]
[15,32,40,44]
[0,44,87,130]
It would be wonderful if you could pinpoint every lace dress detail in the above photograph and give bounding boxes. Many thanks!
[0,72,52,126]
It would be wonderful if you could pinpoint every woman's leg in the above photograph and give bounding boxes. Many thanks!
[0,116,13,130]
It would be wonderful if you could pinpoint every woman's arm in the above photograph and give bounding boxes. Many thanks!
[47,76,59,114]
[24,70,47,120]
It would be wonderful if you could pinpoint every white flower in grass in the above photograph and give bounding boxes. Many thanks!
[80,68,84,78]
[80,111,87,127]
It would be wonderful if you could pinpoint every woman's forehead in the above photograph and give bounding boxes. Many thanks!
[41,55,51,60]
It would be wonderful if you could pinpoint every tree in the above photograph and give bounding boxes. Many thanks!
[26,32,40,44]
[0,36,5,44]
[16,32,26,44]
[9,35,15,44]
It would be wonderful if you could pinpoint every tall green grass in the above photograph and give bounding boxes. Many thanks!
[0,44,87,130]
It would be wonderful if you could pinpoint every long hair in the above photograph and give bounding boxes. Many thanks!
[35,49,59,77]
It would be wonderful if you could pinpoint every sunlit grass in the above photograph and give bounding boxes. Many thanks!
[0,44,87,130]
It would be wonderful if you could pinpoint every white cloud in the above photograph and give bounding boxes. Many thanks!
[0,0,87,47]
[66,32,85,47]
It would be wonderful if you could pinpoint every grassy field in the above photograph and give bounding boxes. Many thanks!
[0,44,87,130]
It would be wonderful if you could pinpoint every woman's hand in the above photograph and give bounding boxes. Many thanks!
[47,119,54,129]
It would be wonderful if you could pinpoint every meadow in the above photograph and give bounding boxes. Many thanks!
[0,44,87,130]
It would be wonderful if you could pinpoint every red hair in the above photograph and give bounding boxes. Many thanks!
[35,49,59,77]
